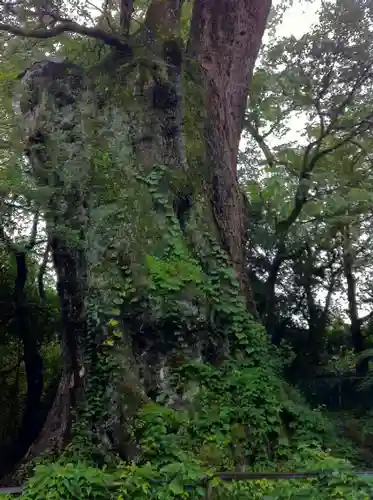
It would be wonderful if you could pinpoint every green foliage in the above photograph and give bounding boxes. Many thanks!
[15,404,373,500]
[19,463,112,500]
[146,253,202,293]
[116,462,206,500]
[0,249,60,442]
[264,450,373,499]
[179,362,285,467]
[2,2,373,498]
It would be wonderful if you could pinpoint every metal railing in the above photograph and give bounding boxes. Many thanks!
[203,471,373,499]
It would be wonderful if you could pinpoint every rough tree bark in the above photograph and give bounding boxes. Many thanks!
[3,0,272,468]
[188,0,271,301]
[13,59,92,462]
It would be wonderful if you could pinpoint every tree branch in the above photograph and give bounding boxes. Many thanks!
[0,21,133,54]
[119,0,133,35]
[245,121,275,168]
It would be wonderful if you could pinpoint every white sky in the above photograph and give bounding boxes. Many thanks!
[274,0,321,40]
[240,1,322,154]
[264,0,322,145]
[240,1,321,162]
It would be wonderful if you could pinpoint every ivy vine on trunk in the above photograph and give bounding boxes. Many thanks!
[5,0,272,464]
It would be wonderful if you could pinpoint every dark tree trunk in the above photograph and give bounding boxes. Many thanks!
[50,236,87,404]
[343,227,367,376]
[0,251,44,477]
[15,60,92,458]
[264,243,286,343]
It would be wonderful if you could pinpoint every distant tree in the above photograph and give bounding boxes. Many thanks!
[242,0,373,372]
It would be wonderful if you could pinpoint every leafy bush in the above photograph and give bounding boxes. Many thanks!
[10,360,373,499]
[18,463,112,500]
[13,452,373,500]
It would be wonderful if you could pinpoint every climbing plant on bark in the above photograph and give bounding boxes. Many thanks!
[0,0,272,469]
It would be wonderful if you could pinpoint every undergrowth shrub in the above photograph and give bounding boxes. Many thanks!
[8,452,373,500]
[8,358,373,500]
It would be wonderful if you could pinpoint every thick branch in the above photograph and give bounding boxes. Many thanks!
[186,0,271,303]
[342,225,368,375]
[0,21,133,54]
[0,248,46,478]
[320,261,342,329]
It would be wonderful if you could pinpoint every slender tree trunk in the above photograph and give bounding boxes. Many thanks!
[263,239,290,344]
[0,252,44,477]
[343,226,367,376]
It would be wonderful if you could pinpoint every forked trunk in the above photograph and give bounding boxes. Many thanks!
[13,0,272,465]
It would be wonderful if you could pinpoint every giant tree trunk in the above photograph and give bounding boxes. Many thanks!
[13,0,272,465]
